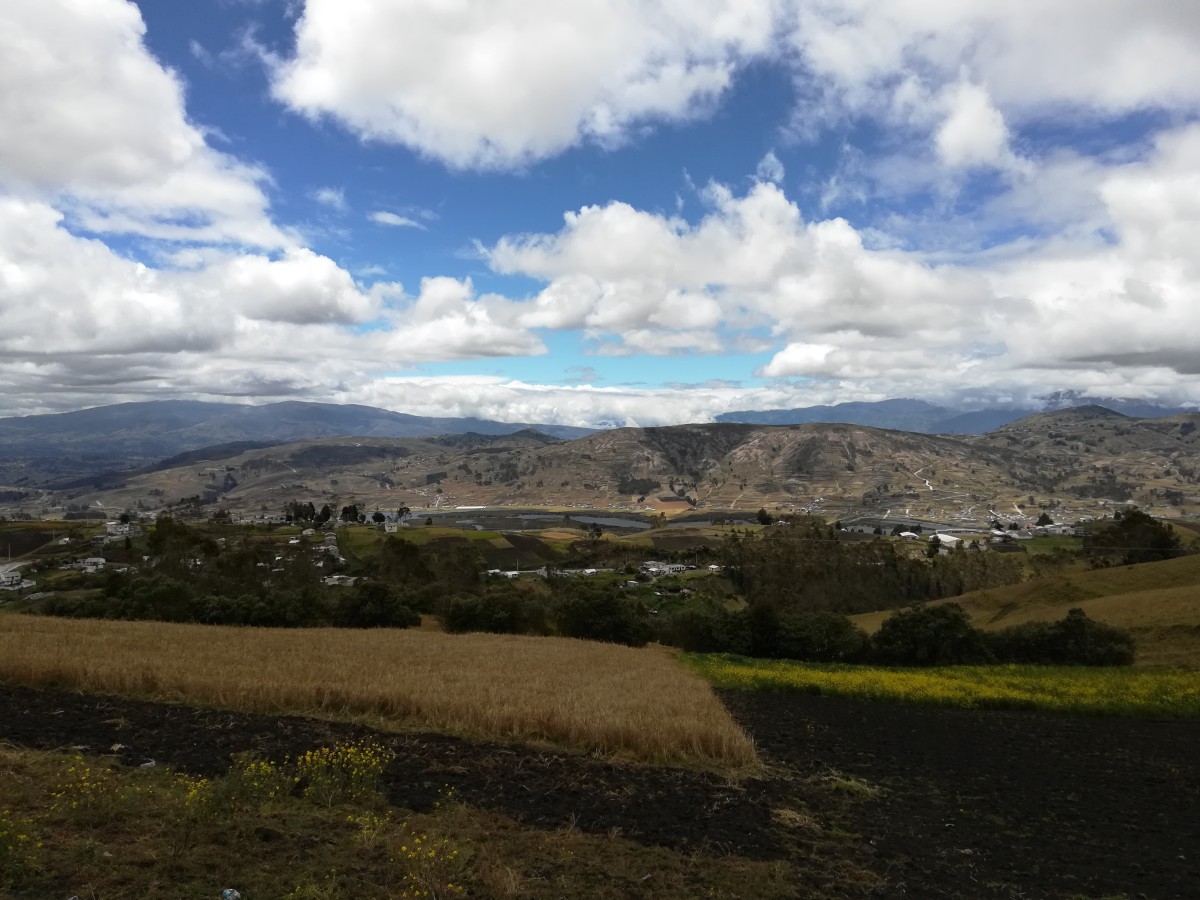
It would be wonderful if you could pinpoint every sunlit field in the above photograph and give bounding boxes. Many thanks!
[684,653,1200,718]
[0,616,756,768]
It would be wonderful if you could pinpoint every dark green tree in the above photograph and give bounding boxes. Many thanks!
[871,604,993,666]
[1084,509,1184,566]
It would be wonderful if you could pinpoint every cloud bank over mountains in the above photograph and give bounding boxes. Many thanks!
[0,0,1198,425]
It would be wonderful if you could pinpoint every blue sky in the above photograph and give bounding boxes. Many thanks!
[1,1,1198,424]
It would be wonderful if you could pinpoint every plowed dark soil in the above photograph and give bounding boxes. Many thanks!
[719,689,1200,900]
[0,684,777,857]
[2,682,1197,899]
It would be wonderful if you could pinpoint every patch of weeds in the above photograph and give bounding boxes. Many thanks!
[0,808,42,885]
[819,770,882,801]
[389,816,465,898]
[222,755,291,811]
[285,871,350,898]
[165,772,218,857]
[771,807,818,830]
[294,739,396,806]
[348,809,393,851]
[0,742,864,900]
[346,790,468,898]
[46,756,145,824]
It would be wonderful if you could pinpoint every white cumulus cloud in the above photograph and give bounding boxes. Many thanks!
[0,0,285,247]
[272,0,780,169]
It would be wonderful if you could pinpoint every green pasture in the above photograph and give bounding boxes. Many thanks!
[683,653,1200,718]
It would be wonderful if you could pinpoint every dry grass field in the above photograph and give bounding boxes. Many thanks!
[851,554,1200,667]
[0,616,756,768]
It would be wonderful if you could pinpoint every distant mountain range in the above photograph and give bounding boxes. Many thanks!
[53,405,1200,521]
[716,396,1195,434]
[1,395,1196,492]
[0,401,593,487]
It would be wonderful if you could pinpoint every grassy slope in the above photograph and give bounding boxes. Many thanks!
[685,654,1200,717]
[0,745,809,900]
[851,554,1200,667]
[336,525,569,569]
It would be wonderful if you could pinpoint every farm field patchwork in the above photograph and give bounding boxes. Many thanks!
[0,616,755,768]
[684,653,1200,718]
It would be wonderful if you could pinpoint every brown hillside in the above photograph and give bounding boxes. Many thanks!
[59,413,1200,523]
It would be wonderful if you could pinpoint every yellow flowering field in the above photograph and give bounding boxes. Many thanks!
[683,654,1200,718]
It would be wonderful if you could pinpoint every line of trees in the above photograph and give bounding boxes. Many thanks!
[660,602,1134,667]
[720,520,1025,615]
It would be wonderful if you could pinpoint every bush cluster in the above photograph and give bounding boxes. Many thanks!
[720,520,1026,615]
[987,609,1136,666]
[866,604,1133,666]
[41,574,421,631]
[657,606,868,663]
[442,581,652,647]
[660,601,1134,667]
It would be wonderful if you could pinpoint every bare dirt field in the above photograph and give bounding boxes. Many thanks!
[1,682,1196,898]
[720,689,1200,899]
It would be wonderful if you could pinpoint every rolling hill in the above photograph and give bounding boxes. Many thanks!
[716,395,1193,434]
[966,406,1200,505]
[0,400,593,487]
[35,407,1200,525]
[851,553,1200,667]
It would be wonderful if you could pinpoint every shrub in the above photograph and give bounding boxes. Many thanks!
[776,612,869,663]
[656,607,723,653]
[871,603,994,666]
[659,606,866,663]
[443,586,550,636]
[1083,509,1185,566]
[986,620,1058,664]
[989,609,1134,666]
[555,590,651,647]
[333,581,419,629]
[0,808,40,884]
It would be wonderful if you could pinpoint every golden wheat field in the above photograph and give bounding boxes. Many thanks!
[0,615,756,768]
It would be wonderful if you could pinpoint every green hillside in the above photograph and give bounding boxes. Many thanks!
[852,554,1200,667]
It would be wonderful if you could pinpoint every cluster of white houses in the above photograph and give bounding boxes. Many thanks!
[0,570,28,590]
[838,515,1084,554]
[641,560,690,576]
[90,520,145,547]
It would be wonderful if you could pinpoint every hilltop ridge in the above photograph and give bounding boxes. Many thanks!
[22,406,1197,524]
